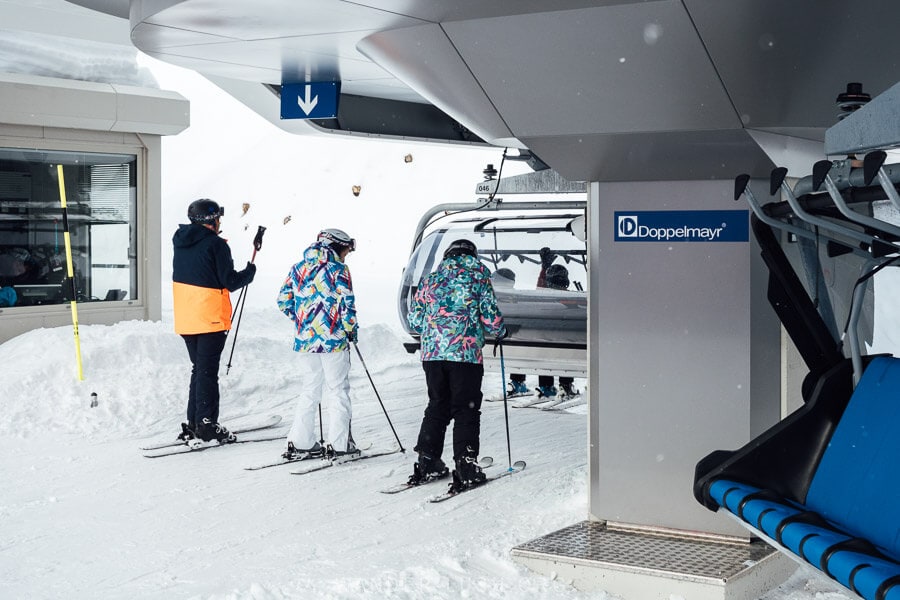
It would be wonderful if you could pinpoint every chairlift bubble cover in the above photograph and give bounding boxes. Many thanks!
[398,211,587,348]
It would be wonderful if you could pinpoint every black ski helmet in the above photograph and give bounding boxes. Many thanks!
[317,228,356,252]
[187,199,223,223]
[545,264,570,290]
[443,239,478,259]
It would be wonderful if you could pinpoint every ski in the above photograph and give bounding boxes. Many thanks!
[541,396,586,411]
[534,396,566,410]
[244,443,373,471]
[427,460,527,503]
[140,414,283,451]
[290,447,403,476]
[142,433,284,458]
[484,390,533,403]
[380,456,494,494]
[512,395,556,408]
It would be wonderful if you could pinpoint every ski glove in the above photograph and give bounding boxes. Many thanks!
[347,329,358,343]
[492,327,511,356]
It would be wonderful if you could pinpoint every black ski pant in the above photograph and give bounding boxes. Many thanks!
[181,331,228,427]
[415,360,484,462]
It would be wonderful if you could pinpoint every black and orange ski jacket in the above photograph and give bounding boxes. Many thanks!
[172,223,255,335]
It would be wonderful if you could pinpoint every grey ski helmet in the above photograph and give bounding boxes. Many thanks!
[188,199,224,223]
[443,239,478,259]
[317,228,356,251]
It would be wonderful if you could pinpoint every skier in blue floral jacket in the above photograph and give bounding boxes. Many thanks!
[407,238,505,491]
[277,228,358,460]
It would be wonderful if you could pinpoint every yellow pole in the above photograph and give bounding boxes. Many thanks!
[57,164,84,381]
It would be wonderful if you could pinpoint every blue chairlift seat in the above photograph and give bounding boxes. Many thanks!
[696,356,900,600]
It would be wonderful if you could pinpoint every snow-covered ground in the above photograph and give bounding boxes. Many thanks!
[1,310,853,600]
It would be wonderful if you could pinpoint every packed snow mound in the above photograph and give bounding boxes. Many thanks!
[0,311,415,439]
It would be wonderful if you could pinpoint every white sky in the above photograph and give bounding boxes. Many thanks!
[144,55,533,328]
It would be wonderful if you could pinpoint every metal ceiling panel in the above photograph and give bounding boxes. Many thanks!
[358,23,518,146]
[685,0,900,131]
[523,129,775,182]
[62,0,900,180]
[143,33,396,85]
[344,0,644,23]
[444,1,741,138]
[133,0,425,40]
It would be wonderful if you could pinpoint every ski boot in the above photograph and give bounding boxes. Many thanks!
[558,381,579,399]
[536,385,557,399]
[326,440,361,461]
[176,422,195,442]
[193,418,236,445]
[508,379,529,396]
[407,452,449,486]
[282,441,324,460]
[448,452,487,493]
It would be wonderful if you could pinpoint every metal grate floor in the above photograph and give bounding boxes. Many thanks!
[512,521,777,582]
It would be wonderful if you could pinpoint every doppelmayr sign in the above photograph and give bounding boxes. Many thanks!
[614,210,749,242]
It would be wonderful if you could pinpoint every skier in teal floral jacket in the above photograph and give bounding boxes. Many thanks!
[407,239,505,493]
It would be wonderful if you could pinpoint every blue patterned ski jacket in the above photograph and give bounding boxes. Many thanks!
[408,254,505,364]
[277,242,358,353]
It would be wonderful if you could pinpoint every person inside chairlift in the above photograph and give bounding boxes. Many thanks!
[536,258,578,399]
[497,253,579,400]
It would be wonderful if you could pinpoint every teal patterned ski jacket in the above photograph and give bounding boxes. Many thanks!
[408,254,505,364]
[277,242,357,353]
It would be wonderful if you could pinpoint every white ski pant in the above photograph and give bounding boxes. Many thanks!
[288,351,352,452]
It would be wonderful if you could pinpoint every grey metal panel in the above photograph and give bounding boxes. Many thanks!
[0,73,189,135]
[358,24,519,146]
[132,0,428,39]
[64,0,900,182]
[825,80,900,155]
[686,0,900,132]
[349,0,648,23]
[589,179,768,536]
[444,2,740,138]
[522,129,776,183]
[65,0,130,19]
[130,0,427,88]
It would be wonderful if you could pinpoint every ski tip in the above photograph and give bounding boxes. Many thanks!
[511,460,526,471]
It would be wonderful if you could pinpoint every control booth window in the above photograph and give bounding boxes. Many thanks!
[0,148,138,308]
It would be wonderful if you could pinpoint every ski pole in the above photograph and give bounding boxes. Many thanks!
[352,342,405,452]
[226,225,266,374]
[493,329,513,471]
[56,165,84,381]
[318,404,325,447]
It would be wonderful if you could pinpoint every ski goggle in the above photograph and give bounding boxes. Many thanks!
[193,207,224,222]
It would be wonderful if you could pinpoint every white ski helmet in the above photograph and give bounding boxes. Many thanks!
[317,228,356,252]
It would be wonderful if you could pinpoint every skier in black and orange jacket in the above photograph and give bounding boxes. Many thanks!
[172,199,256,445]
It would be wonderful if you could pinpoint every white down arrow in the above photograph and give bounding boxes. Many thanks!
[297,85,318,115]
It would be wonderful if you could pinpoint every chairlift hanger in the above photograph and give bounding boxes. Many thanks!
[773,167,897,257]
[411,199,586,253]
[812,159,900,243]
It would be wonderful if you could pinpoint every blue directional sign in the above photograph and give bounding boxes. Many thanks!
[614,210,749,242]
[280,82,341,120]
